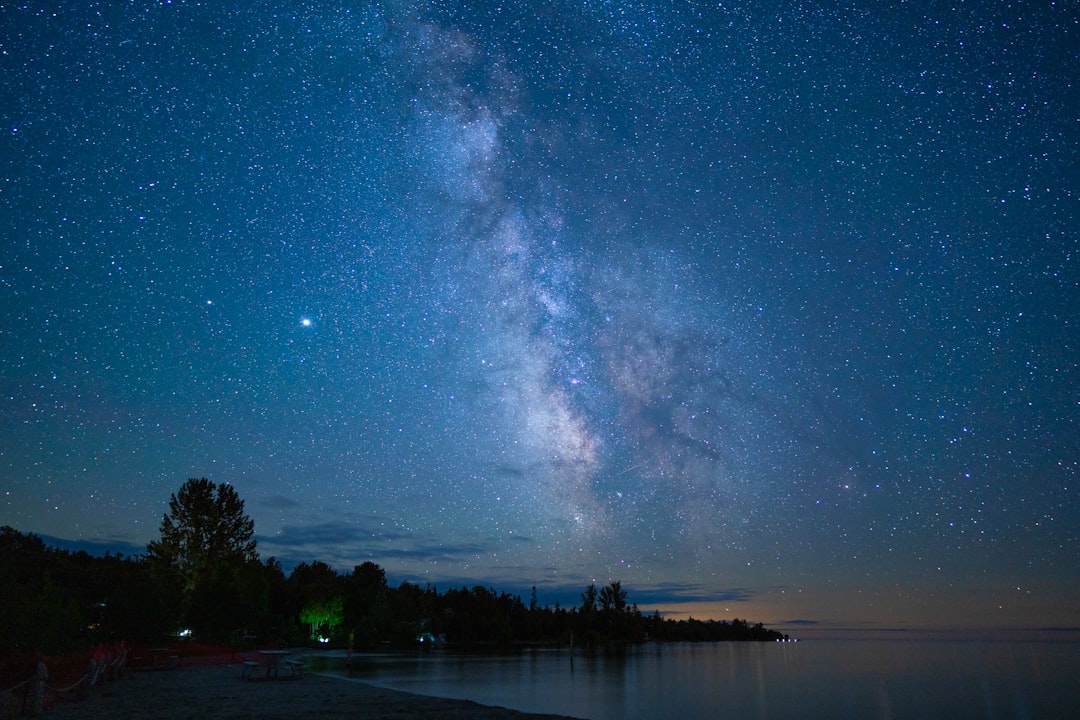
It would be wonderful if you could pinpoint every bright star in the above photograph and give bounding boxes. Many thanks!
[301,318,312,327]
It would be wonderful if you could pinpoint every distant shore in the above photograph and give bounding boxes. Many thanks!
[41,662,584,720]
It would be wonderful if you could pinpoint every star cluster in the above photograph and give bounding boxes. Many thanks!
[1,1,1076,629]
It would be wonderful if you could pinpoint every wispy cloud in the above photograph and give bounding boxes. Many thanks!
[258,494,301,510]
[629,582,757,605]
[37,533,147,558]
[255,517,506,573]
[257,518,407,549]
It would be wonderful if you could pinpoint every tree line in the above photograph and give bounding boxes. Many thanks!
[1,478,785,656]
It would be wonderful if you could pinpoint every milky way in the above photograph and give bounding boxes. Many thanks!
[1,1,1076,630]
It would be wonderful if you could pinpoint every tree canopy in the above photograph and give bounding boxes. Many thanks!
[145,478,262,642]
[1,524,788,654]
[2,479,789,652]
[146,477,257,589]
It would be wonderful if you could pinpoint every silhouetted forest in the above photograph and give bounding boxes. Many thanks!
[2,480,786,657]
[1,525,786,656]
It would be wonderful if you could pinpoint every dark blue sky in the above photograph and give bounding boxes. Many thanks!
[2,0,1076,631]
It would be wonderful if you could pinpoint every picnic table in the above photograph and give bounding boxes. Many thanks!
[243,651,304,680]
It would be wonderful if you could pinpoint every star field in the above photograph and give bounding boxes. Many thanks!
[1,1,1077,630]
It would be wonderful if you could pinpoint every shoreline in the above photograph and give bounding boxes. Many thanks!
[41,662,585,720]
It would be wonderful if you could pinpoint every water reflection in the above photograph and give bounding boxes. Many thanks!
[317,639,1078,720]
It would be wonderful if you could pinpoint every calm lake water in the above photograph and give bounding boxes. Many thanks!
[319,638,1080,720]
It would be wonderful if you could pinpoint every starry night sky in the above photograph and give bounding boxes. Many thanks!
[2,1,1077,632]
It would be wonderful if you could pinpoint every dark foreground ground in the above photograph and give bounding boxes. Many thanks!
[38,662,585,720]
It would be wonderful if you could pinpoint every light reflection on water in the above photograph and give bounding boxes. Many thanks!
[315,639,1079,720]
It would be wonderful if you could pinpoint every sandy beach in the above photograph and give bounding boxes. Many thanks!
[41,663,584,720]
